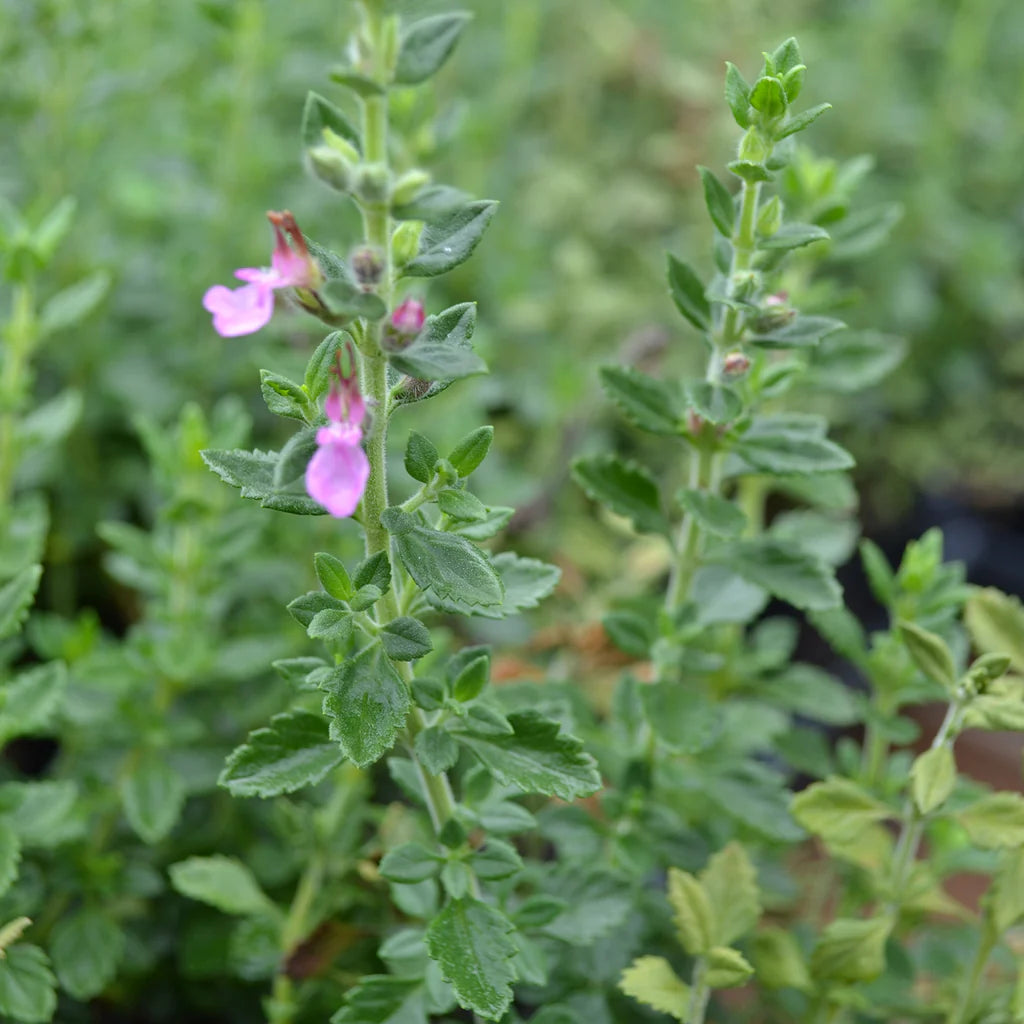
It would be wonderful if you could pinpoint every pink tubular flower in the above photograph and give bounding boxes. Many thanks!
[391,298,425,335]
[305,358,370,519]
[203,211,321,337]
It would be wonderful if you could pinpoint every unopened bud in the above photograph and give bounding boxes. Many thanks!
[751,292,796,333]
[757,195,782,237]
[391,298,425,334]
[354,163,391,204]
[738,129,770,164]
[308,145,355,192]
[731,270,759,302]
[687,411,704,436]
[391,169,431,207]
[391,220,423,267]
[723,352,750,377]
[350,247,384,287]
[322,127,360,164]
[434,458,458,486]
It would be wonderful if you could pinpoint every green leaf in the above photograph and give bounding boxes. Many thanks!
[327,68,387,98]
[201,448,325,516]
[383,509,503,608]
[724,62,752,128]
[320,279,388,322]
[749,315,845,349]
[705,946,755,988]
[426,898,515,1019]
[700,842,761,946]
[677,489,746,538]
[307,607,356,643]
[330,975,424,1024]
[50,909,124,1001]
[667,867,714,955]
[728,160,771,183]
[0,565,42,640]
[380,842,443,884]
[808,331,906,392]
[313,552,354,602]
[304,332,346,400]
[404,431,439,483]
[687,380,742,423]
[572,455,668,535]
[698,166,735,237]
[810,917,892,983]
[711,539,841,611]
[598,365,683,435]
[749,76,786,118]
[394,12,471,85]
[641,684,721,754]
[987,847,1024,933]
[452,654,489,702]
[490,553,560,615]
[472,840,523,881]
[777,102,832,139]
[169,856,274,916]
[734,422,854,476]
[120,752,186,844]
[448,426,493,477]
[388,303,485,382]
[1,781,80,848]
[860,539,895,605]
[451,506,514,541]
[667,254,710,331]
[0,828,20,899]
[898,621,957,691]
[0,945,56,1024]
[219,710,344,798]
[965,587,1024,673]
[456,710,601,800]
[436,489,488,522]
[321,643,411,768]
[402,202,497,278]
[759,664,859,726]
[355,551,391,592]
[301,91,360,153]
[0,662,67,745]
[259,370,309,422]
[752,927,812,992]
[771,37,802,74]
[958,792,1024,848]
[791,777,890,844]
[964,694,1024,731]
[381,617,434,661]
[758,222,829,250]
[415,727,459,774]
[619,956,690,1021]
[543,870,632,943]
[38,271,110,337]
[910,746,956,815]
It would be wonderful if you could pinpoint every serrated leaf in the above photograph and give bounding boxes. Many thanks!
[572,455,668,535]
[641,684,721,754]
[301,91,360,152]
[898,620,957,690]
[687,380,742,423]
[2,780,80,848]
[473,840,523,881]
[700,842,761,946]
[380,842,443,884]
[777,102,832,140]
[320,278,388,322]
[667,868,714,955]
[677,489,747,538]
[169,856,274,916]
[201,448,326,515]
[598,365,683,435]
[734,422,853,475]
[987,847,1024,933]
[259,370,308,421]
[749,315,845,349]
[402,202,497,278]
[388,303,485,382]
[0,828,20,900]
[0,945,56,1024]
[711,539,841,611]
[383,509,503,608]
[0,565,42,640]
[447,426,493,477]
[791,777,890,844]
[355,550,391,592]
[667,254,710,331]
[415,727,459,774]
[219,710,344,798]
[394,12,471,85]
[910,746,956,815]
[120,752,186,844]
[705,946,755,988]
[304,332,346,400]
[456,710,600,800]
[698,166,735,237]
[330,975,425,1024]
[619,956,690,1021]
[381,617,434,661]
[50,909,125,1001]
[810,917,891,984]
[426,898,515,1019]
[958,792,1024,848]
[0,662,66,745]
[436,488,487,522]
[321,643,411,768]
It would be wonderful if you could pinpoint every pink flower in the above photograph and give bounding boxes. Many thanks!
[391,298,425,335]
[305,361,370,519]
[203,211,320,337]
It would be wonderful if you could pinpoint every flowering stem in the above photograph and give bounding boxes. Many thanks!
[0,282,36,513]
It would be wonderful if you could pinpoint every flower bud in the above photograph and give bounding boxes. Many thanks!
[391,221,423,267]
[391,298,425,334]
[322,127,360,164]
[350,247,384,287]
[354,163,391,204]
[751,292,795,333]
[723,352,750,377]
[756,195,782,237]
[738,129,770,164]
[731,270,759,302]
[391,169,431,207]
[308,145,355,192]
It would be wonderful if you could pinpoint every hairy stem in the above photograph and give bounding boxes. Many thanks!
[687,956,711,1024]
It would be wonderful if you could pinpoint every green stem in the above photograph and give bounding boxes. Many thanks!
[0,282,36,511]
[687,956,711,1024]
[665,445,717,613]
[948,926,996,1024]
